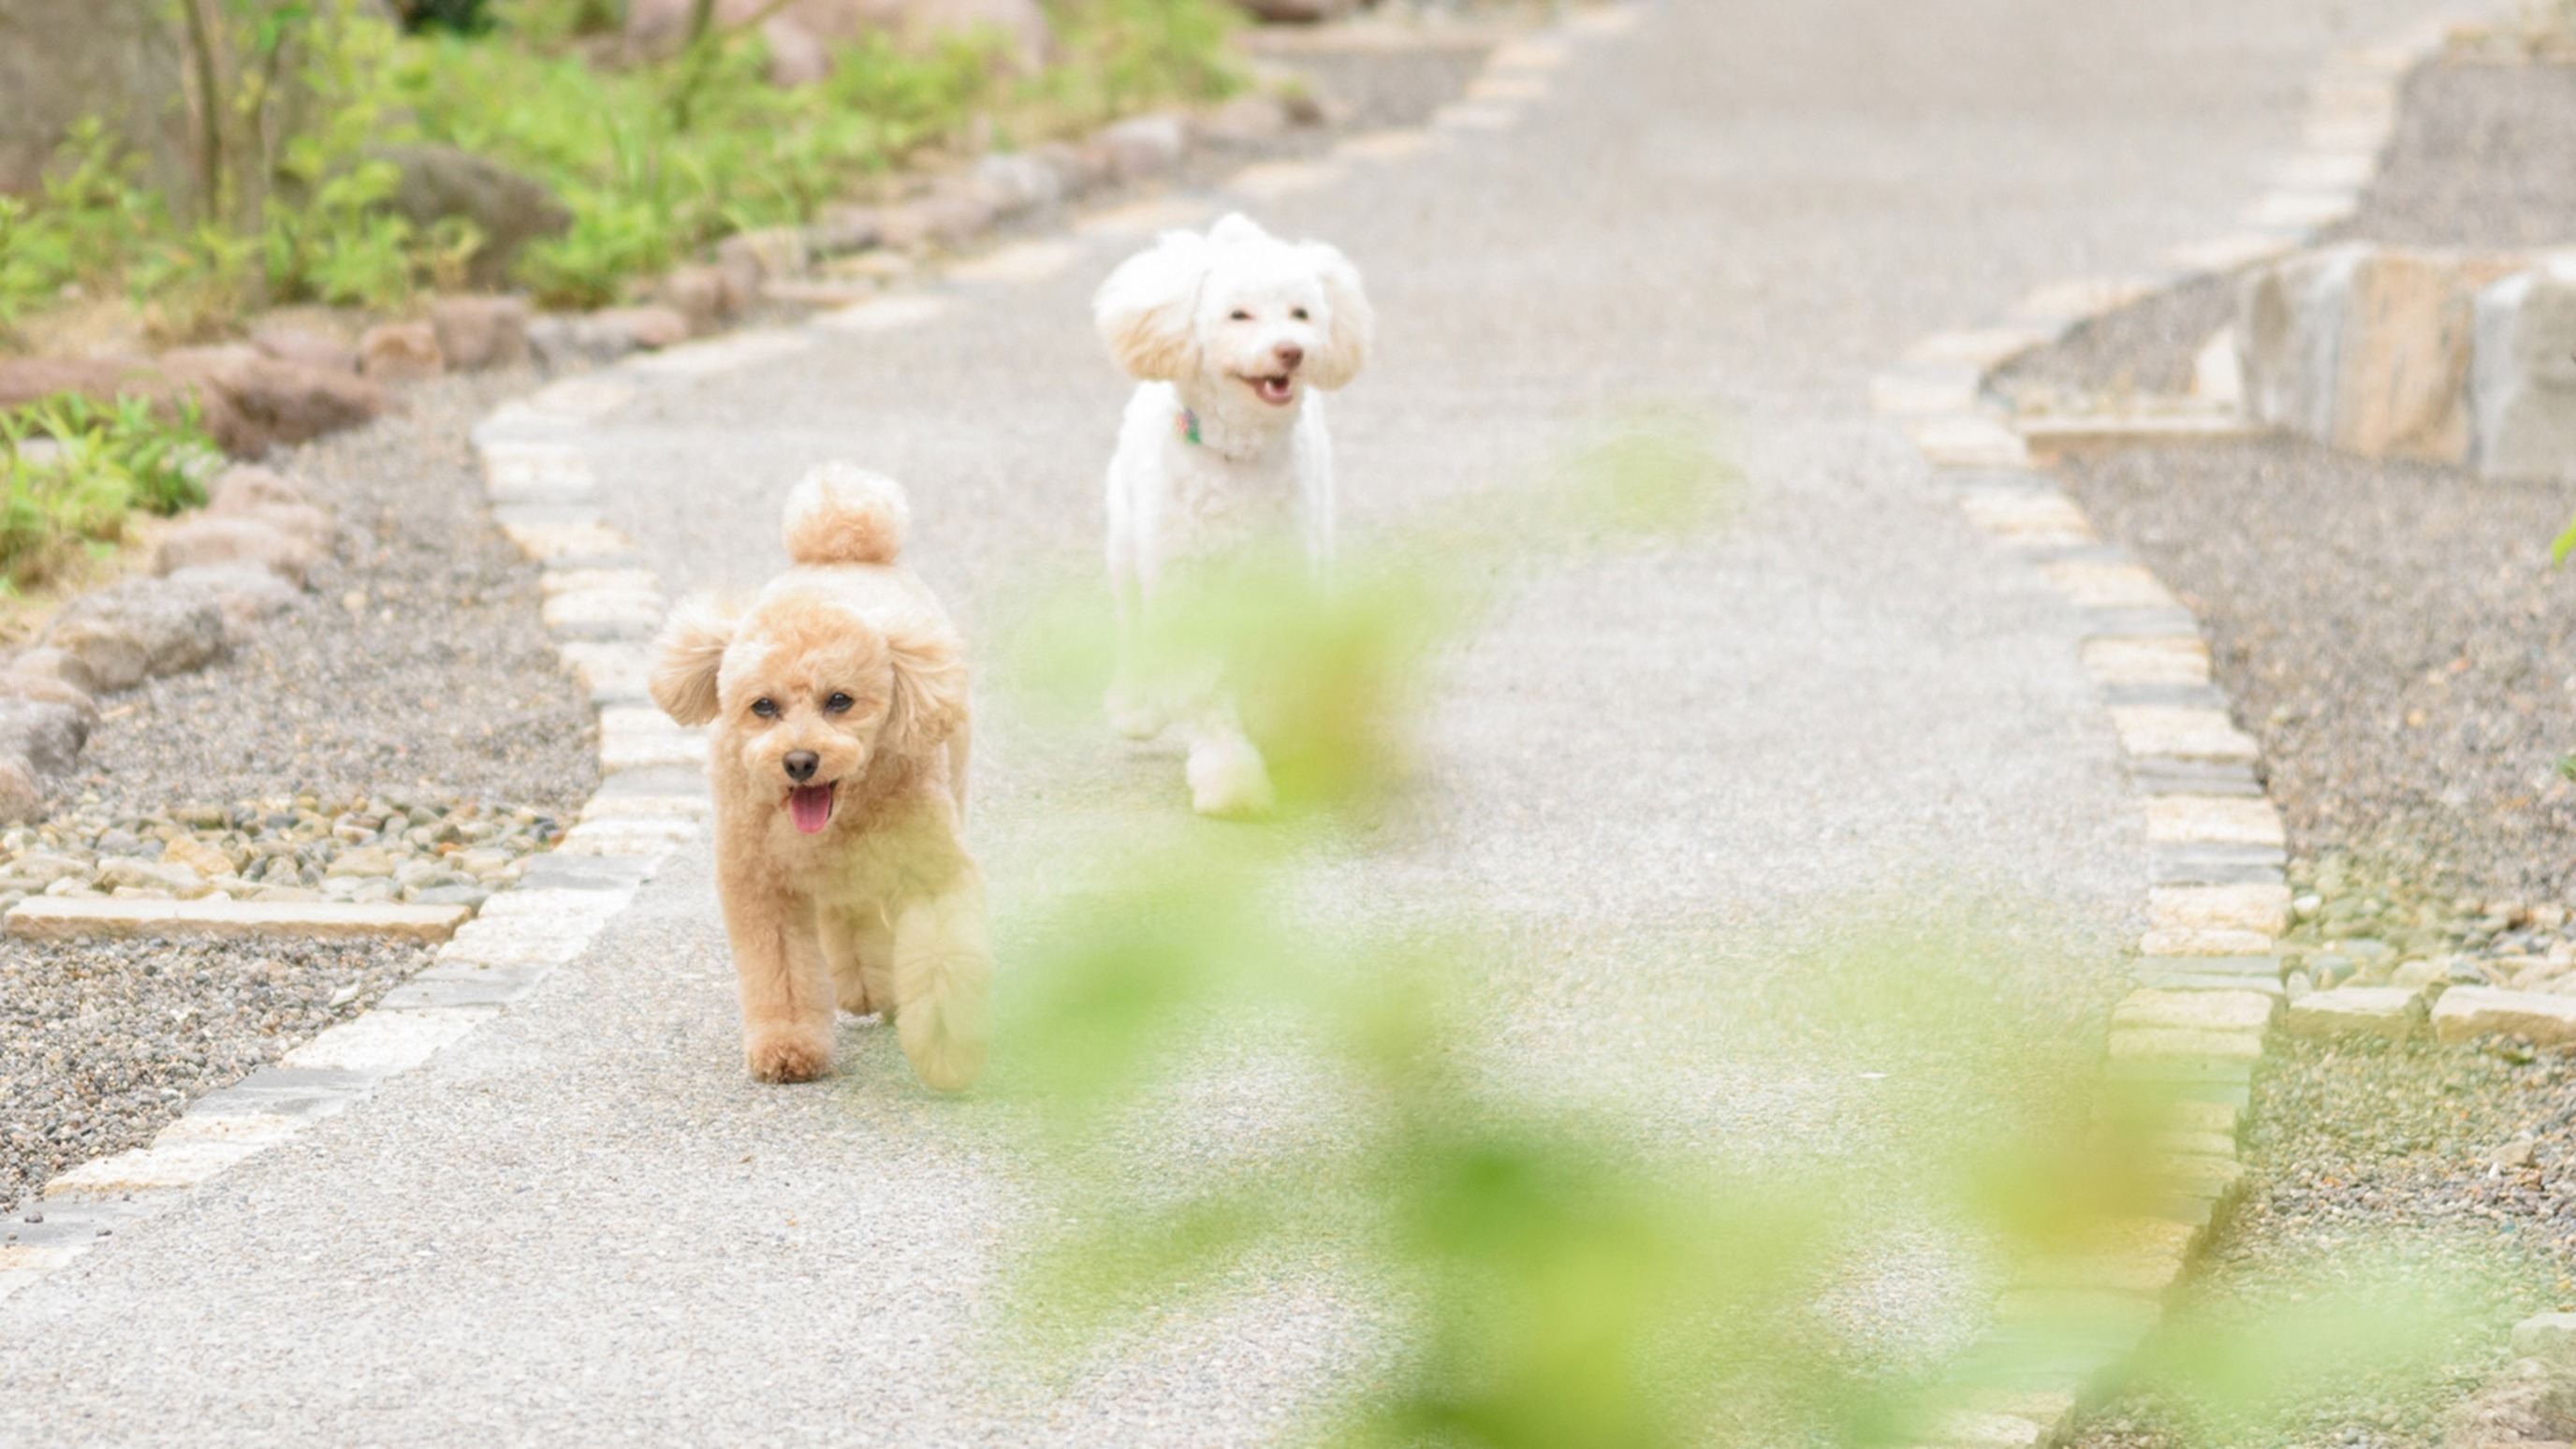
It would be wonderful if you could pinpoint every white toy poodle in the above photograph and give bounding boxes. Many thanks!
[1091,212,1374,815]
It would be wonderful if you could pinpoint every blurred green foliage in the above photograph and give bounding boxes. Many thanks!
[988,411,2524,1447]
[0,0,1243,326]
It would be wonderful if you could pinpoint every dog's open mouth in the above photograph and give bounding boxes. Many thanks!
[1244,373,1295,405]
[788,783,835,834]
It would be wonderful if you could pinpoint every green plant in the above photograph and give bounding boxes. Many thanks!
[0,121,167,332]
[0,394,215,589]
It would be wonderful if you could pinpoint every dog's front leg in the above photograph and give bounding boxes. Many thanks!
[1105,566,1169,741]
[1183,698,1274,818]
[721,875,837,1083]
[891,872,993,1092]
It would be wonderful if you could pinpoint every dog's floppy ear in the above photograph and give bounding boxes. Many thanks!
[650,593,735,727]
[881,612,970,757]
[1094,228,1212,382]
[1300,242,1373,391]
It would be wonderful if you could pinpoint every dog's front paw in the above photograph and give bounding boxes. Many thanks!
[1187,736,1275,818]
[744,1026,834,1083]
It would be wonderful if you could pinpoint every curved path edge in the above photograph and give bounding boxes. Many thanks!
[1882,10,2490,1446]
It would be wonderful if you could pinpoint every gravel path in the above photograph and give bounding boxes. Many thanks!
[2073,1038,2576,1449]
[2345,55,2576,248]
[0,371,596,1214]
[2059,438,2576,902]
[0,936,432,1213]
[2018,45,2576,1449]
[69,373,595,817]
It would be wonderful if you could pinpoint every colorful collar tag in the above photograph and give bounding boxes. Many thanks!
[1176,408,1203,446]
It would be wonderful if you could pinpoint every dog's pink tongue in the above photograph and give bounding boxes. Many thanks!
[790,785,833,834]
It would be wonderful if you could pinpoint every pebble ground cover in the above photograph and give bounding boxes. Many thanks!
[0,373,593,1215]
[2033,42,2576,1449]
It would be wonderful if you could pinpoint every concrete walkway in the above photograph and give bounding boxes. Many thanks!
[0,1,2443,1441]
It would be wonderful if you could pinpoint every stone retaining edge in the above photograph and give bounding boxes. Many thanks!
[1877,10,2492,1446]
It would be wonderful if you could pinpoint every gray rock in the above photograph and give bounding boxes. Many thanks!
[42,578,226,691]
[10,645,97,695]
[973,152,1062,216]
[359,321,445,383]
[154,516,318,585]
[2472,256,2576,482]
[249,326,360,375]
[429,296,532,372]
[165,564,303,639]
[579,307,690,355]
[377,145,573,290]
[2516,1312,2576,1364]
[0,696,86,778]
[807,204,882,256]
[95,857,203,895]
[1096,114,1188,183]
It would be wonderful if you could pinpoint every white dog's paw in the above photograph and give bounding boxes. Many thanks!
[1187,736,1275,818]
[1105,682,1168,740]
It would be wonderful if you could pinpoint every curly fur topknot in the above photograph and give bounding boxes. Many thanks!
[783,462,910,566]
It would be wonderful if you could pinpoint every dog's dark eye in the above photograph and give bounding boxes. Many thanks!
[825,692,854,715]
[1291,307,1310,321]
[1229,309,1252,321]
[751,697,779,718]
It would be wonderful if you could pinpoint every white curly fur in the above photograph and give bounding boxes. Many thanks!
[1090,212,1373,816]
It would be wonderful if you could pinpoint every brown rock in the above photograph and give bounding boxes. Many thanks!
[808,204,883,256]
[0,357,253,457]
[158,352,388,456]
[41,576,226,690]
[164,563,301,640]
[428,295,531,372]
[0,756,40,827]
[657,267,737,336]
[717,226,810,285]
[249,325,360,375]
[1197,95,1290,146]
[1234,0,1349,19]
[205,464,308,513]
[0,669,97,724]
[376,146,572,290]
[154,516,320,585]
[359,321,445,382]
[9,646,98,695]
[589,306,692,352]
[1095,115,1189,183]
[878,187,996,253]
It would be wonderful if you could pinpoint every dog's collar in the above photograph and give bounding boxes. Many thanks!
[1175,407,1203,447]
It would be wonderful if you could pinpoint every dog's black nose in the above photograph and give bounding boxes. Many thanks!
[783,752,819,783]
[1273,342,1304,369]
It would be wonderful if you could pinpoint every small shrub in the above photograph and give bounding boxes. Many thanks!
[0,394,216,590]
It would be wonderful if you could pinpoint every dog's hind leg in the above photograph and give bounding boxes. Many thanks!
[1105,568,1169,741]
[722,885,838,1083]
[891,874,993,1092]
[822,904,897,1017]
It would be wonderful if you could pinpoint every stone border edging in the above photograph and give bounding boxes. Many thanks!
[1879,11,2491,1447]
[0,0,1642,1309]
